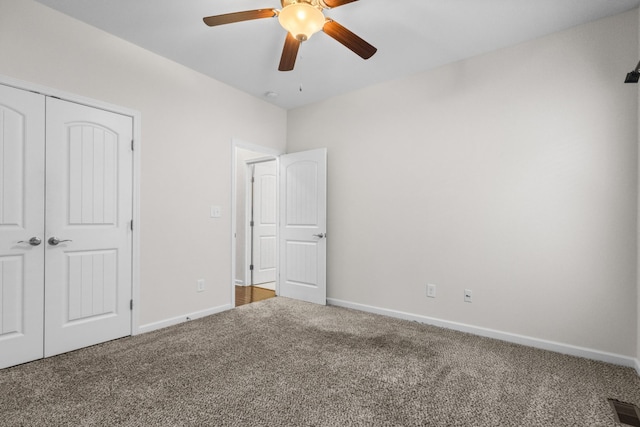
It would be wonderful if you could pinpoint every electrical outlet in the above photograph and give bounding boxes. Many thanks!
[197,279,205,292]
[210,206,222,218]
[427,284,436,298]
[464,289,472,303]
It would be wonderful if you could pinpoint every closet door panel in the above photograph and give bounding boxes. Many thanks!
[0,84,45,369]
[44,97,133,358]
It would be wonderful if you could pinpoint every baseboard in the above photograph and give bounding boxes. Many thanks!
[136,303,232,335]
[327,298,638,370]
[235,279,244,286]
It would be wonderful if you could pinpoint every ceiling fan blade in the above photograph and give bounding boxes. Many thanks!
[279,33,301,71]
[322,0,359,8]
[323,19,377,60]
[203,9,277,27]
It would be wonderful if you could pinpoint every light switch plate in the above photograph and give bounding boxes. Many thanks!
[427,284,436,298]
[464,289,472,303]
[210,206,222,218]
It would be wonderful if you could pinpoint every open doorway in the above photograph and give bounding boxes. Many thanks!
[231,140,328,308]
[232,141,282,307]
[237,158,277,306]
[246,160,277,289]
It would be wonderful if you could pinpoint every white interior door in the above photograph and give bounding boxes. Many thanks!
[44,97,133,357]
[0,85,45,369]
[251,161,277,285]
[278,148,327,305]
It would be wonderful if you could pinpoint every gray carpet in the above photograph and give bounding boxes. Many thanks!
[1,297,639,426]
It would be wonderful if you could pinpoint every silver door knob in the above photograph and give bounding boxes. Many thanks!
[48,237,72,246]
[18,237,42,246]
[313,233,326,239]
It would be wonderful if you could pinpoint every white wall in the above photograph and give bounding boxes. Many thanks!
[288,11,639,357]
[0,0,287,326]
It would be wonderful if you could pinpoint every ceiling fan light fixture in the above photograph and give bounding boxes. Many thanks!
[278,2,325,42]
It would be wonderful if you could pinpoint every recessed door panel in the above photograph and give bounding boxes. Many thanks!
[285,241,318,287]
[259,236,276,270]
[68,125,118,226]
[0,84,45,370]
[285,162,318,226]
[0,256,24,335]
[67,250,118,322]
[0,106,26,227]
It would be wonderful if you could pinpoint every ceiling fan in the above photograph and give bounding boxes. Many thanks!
[203,0,377,71]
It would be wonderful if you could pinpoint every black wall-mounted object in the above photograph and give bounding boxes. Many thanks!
[625,60,640,83]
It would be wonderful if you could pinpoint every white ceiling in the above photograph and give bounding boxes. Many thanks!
[34,0,640,109]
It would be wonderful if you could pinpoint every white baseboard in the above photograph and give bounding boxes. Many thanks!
[327,298,638,371]
[136,303,232,335]
[235,279,245,286]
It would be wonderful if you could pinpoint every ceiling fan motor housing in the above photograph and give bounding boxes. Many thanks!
[281,0,327,9]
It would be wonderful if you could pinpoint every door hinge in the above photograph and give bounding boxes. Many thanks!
[250,221,254,227]
[251,177,255,183]
[130,220,133,231]
[249,265,254,271]
[131,139,134,151]
[130,299,133,310]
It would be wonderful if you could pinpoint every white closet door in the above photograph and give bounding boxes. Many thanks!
[0,85,45,369]
[44,98,133,357]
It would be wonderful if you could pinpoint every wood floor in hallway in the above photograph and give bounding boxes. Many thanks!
[235,285,276,307]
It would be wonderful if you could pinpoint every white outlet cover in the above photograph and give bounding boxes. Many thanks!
[210,206,222,218]
[464,289,472,302]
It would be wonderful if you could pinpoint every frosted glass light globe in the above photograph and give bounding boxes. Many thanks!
[278,3,325,41]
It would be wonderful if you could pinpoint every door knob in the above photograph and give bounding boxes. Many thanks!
[48,237,72,246]
[18,237,42,246]
[313,233,326,239]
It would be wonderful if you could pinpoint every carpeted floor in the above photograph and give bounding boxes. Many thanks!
[1,297,639,426]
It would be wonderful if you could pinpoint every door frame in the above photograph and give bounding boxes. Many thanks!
[230,139,283,307]
[0,73,143,335]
